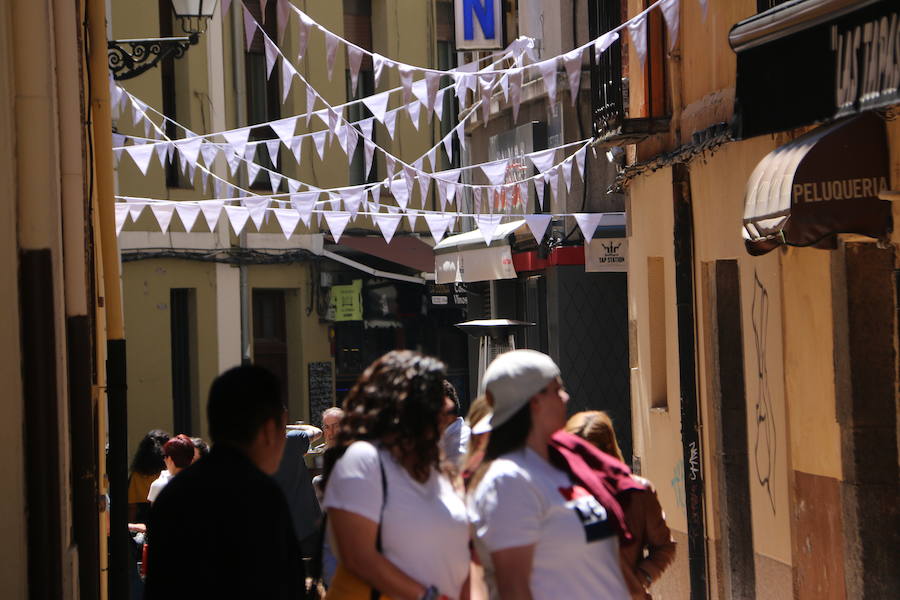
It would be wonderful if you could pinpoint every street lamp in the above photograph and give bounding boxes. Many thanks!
[107,0,219,81]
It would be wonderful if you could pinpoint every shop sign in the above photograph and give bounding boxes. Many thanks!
[732,0,900,138]
[585,238,628,272]
[455,0,503,50]
[329,279,363,321]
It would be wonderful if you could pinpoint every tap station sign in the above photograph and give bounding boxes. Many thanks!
[455,0,503,50]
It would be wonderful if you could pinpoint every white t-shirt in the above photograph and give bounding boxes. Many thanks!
[146,469,172,504]
[469,447,630,600]
[323,441,470,599]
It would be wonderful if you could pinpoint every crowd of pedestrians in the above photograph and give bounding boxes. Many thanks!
[128,348,674,600]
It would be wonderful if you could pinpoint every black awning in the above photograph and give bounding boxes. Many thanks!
[743,113,892,255]
[730,0,899,139]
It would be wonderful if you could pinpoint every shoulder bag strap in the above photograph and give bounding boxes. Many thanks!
[371,452,388,600]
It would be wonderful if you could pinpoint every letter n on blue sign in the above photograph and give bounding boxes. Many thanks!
[464,0,495,40]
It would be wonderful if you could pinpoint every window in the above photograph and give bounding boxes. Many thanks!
[647,256,667,409]
[245,0,281,190]
[170,289,198,434]
[252,290,289,407]
[344,0,376,185]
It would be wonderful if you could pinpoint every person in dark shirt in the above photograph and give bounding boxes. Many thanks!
[273,423,322,556]
[145,364,302,599]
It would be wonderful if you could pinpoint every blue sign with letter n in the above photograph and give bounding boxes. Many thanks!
[463,0,494,40]
[455,0,502,50]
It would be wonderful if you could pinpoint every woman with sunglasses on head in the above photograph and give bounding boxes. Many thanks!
[468,350,633,600]
[321,350,470,600]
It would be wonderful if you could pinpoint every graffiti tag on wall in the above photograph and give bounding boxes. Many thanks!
[671,459,686,510]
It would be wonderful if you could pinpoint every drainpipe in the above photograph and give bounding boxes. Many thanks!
[672,163,708,599]
[86,0,130,598]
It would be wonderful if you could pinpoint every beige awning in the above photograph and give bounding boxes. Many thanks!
[434,220,524,284]
[743,113,892,255]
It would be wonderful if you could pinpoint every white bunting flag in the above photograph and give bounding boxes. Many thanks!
[472,186,483,214]
[362,92,390,124]
[529,148,557,174]
[375,212,403,244]
[372,53,386,86]
[383,110,398,140]
[562,157,574,193]
[312,130,328,160]
[287,179,300,194]
[175,203,202,232]
[479,75,493,123]
[574,212,603,241]
[155,142,169,168]
[425,72,441,113]
[346,127,359,163]
[341,188,365,217]
[348,46,365,96]
[244,197,270,230]
[475,213,503,246]
[406,209,419,231]
[200,143,219,169]
[246,161,261,184]
[176,137,203,166]
[425,147,438,172]
[390,179,409,210]
[276,0,291,42]
[660,0,680,51]
[260,0,268,21]
[434,87,446,121]
[266,139,281,165]
[115,204,129,236]
[242,5,258,48]
[402,165,417,198]
[150,203,176,233]
[370,183,381,206]
[224,205,251,235]
[563,48,583,105]
[359,117,374,141]
[574,146,587,183]
[418,173,431,204]
[424,213,453,244]
[595,31,619,62]
[281,59,295,103]
[127,200,147,221]
[292,192,317,227]
[305,85,316,126]
[325,31,339,80]
[442,132,454,162]
[509,67,524,122]
[296,9,313,60]
[499,70,510,103]
[125,144,155,175]
[398,64,415,104]
[268,171,282,193]
[324,211,351,243]
[534,178,546,210]
[627,12,648,66]
[436,179,448,211]
[264,36,279,78]
[481,160,509,187]
[289,137,303,163]
[384,155,396,180]
[223,127,251,161]
[538,58,558,105]
[524,214,552,244]
[363,139,376,180]
[548,168,560,204]
[335,124,349,157]
[273,208,301,239]
[407,100,421,131]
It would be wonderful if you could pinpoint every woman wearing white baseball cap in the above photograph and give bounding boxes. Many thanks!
[468,350,630,600]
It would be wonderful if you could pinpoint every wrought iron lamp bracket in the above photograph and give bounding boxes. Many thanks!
[107,34,198,81]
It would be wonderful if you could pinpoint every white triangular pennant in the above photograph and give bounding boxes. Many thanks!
[563,48,583,105]
[176,137,203,166]
[273,208,301,239]
[423,213,453,244]
[389,179,409,209]
[398,64,415,104]
[115,204,129,236]
[475,213,503,246]
[341,188,365,217]
[242,5,258,48]
[594,31,619,62]
[155,142,170,168]
[424,72,441,112]
[524,214,552,244]
[223,127,251,161]
[479,75,493,123]
[126,200,146,221]
[407,100,421,130]
[246,161,261,184]
[175,203,202,232]
[418,173,431,204]
[574,212,603,241]
[323,211,351,243]
[574,147,587,183]
[374,212,403,244]
[362,92,390,124]
[244,197,269,230]
[562,157,574,192]
[660,0,680,51]
[627,13,648,67]
[481,160,509,186]
[263,36,279,78]
[150,203,176,233]
[305,85,317,126]
[372,53,386,86]
[509,68,524,122]
[359,117,374,141]
[325,31,340,80]
[292,192,317,227]
[406,209,419,231]
[348,46,364,96]
[268,170,282,193]
[125,144,155,175]
[312,130,328,160]
[434,87,446,121]
[276,0,291,42]
[534,178,546,210]
[548,169,560,204]
[363,139,376,179]
[296,9,312,60]
[200,143,219,168]
[383,110,398,139]
[266,139,281,164]
[289,137,303,163]
[538,58,558,104]
[224,204,251,235]
[281,59,296,103]
[529,148,557,174]
[370,183,381,206]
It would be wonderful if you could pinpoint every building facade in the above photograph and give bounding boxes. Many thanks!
[607,0,899,598]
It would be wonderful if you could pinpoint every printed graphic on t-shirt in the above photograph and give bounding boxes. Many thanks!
[558,485,616,543]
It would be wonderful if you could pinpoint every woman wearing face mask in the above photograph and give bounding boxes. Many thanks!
[467,350,634,600]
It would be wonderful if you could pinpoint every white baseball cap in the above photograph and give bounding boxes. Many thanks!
[471,350,560,434]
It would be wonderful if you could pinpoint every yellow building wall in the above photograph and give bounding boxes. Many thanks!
[123,259,220,456]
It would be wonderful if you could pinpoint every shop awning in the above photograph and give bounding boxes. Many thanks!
[743,113,892,255]
[434,220,524,284]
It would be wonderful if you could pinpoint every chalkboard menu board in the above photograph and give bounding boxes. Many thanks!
[308,361,334,427]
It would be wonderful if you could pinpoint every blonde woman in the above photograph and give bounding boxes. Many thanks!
[565,411,676,599]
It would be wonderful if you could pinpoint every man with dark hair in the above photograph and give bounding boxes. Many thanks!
[439,379,470,467]
[145,365,301,599]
